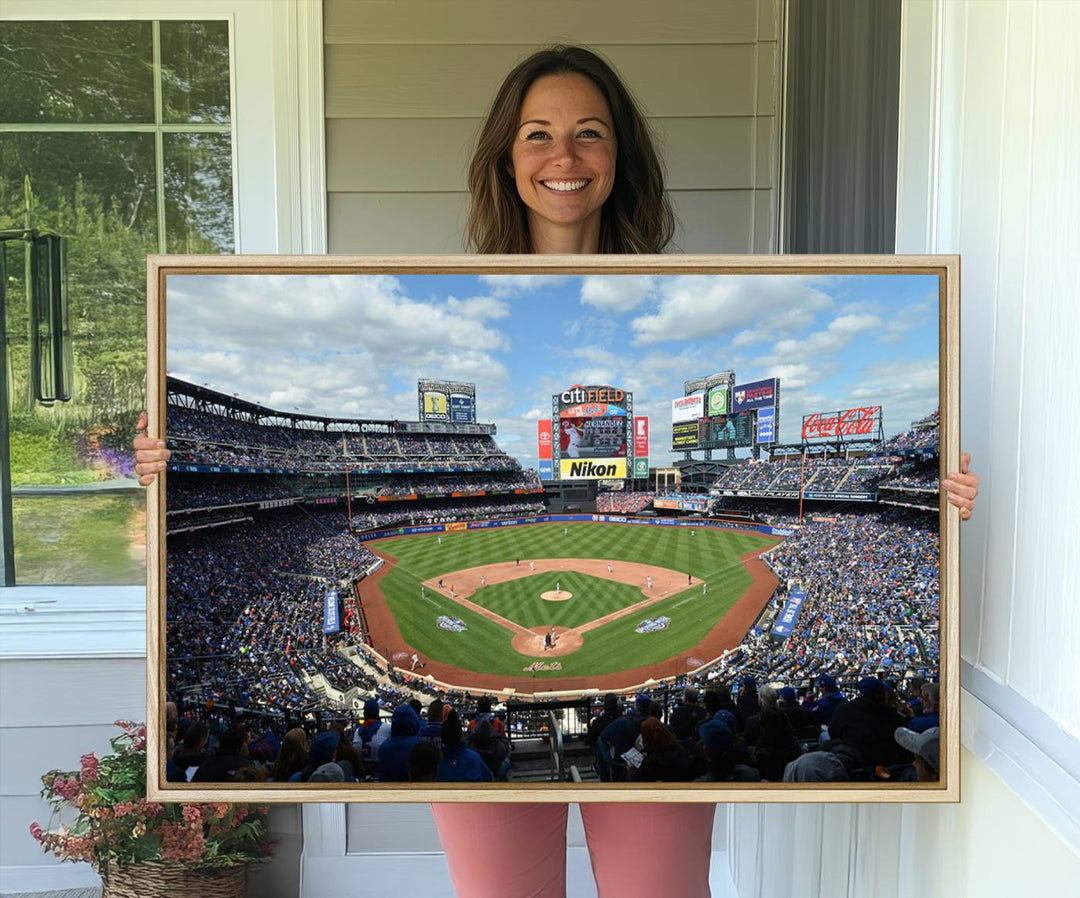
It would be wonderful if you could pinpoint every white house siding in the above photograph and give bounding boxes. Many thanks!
[323,0,781,253]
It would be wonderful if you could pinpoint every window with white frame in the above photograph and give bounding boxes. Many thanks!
[1,18,235,585]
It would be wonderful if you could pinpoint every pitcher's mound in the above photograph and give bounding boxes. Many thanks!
[541,590,573,602]
[512,627,585,657]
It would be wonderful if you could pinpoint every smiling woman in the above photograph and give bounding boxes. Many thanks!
[466,46,674,255]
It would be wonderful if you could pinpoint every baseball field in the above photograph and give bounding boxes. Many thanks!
[357,521,780,692]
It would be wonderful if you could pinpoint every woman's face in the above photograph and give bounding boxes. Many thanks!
[509,73,616,249]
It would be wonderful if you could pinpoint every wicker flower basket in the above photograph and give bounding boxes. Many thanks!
[101,862,247,898]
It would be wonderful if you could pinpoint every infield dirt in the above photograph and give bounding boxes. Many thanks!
[356,543,778,693]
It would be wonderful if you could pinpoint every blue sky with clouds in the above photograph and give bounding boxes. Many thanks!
[168,272,940,468]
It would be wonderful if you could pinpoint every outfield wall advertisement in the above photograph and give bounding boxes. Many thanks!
[354,514,782,542]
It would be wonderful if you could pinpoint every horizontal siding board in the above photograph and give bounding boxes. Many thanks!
[328,192,469,253]
[324,0,760,45]
[0,724,126,796]
[325,44,758,119]
[326,117,762,192]
[345,803,442,853]
[2,795,63,867]
[326,118,478,192]
[669,188,756,253]
[0,659,145,728]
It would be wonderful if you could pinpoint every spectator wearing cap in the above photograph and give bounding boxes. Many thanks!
[777,686,815,735]
[309,762,346,783]
[783,751,850,782]
[670,688,708,743]
[290,729,341,783]
[695,716,757,782]
[377,704,423,783]
[895,726,940,782]
[598,693,652,782]
[736,676,760,722]
[437,709,493,783]
[828,677,910,773]
[802,674,847,725]
[353,697,389,771]
[419,699,446,748]
[908,683,940,733]
[585,693,622,750]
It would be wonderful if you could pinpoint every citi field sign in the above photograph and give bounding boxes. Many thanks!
[557,384,627,415]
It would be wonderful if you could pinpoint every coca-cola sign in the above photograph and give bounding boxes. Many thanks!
[802,406,882,441]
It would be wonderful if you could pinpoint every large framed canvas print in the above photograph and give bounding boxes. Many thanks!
[146,254,960,803]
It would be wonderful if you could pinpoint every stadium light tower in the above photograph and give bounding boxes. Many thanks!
[341,433,354,531]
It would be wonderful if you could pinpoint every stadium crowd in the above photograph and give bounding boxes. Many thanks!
[595,491,656,513]
[697,508,938,689]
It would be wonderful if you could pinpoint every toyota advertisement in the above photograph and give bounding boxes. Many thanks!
[537,419,553,481]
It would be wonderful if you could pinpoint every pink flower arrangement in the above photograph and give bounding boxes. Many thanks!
[30,721,272,874]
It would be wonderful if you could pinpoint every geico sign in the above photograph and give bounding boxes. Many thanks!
[560,458,627,479]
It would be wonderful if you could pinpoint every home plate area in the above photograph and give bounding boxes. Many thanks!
[422,558,699,660]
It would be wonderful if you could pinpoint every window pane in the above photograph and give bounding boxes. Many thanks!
[160,21,232,124]
[164,133,235,253]
[12,495,145,585]
[2,132,157,585]
[0,22,154,124]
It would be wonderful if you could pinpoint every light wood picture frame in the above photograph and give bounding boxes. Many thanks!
[146,254,960,803]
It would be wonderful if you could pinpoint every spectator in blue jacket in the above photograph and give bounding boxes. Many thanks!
[437,709,493,783]
[377,704,423,782]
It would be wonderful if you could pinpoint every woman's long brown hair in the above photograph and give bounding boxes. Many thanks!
[466,46,675,254]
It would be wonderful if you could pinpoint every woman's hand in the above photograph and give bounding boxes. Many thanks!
[941,451,979,521]
[133,411,170,486]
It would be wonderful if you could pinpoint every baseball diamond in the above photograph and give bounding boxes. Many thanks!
[357,522,779,692]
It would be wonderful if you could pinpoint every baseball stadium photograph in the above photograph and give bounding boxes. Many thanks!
[153,262,955,797]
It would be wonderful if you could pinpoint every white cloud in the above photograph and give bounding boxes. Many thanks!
[479,274,568,297]
[630,275,835,345]
[580,276,657,312]
[521,408,543,420]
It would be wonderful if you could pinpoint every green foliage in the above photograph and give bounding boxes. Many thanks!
[31,721,273,872]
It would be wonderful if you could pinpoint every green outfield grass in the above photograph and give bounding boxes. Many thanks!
[371,522,776,681]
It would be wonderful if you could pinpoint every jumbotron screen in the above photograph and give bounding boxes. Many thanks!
[553,384,632,480]
[699,412,753,449]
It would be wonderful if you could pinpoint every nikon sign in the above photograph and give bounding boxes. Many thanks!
[559,457,627,480]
